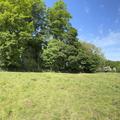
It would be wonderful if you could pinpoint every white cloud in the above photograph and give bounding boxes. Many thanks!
[78,30,120,60]
[93,31,120,47]
[92,31,120,60]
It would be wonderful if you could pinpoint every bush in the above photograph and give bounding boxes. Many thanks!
[104,66,112,72]
[42,39,103,73]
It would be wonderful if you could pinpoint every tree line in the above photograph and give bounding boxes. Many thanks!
[103,60,120,72]
[0,0,109,73]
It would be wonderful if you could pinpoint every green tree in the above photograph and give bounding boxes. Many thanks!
[77,42,104,73]
[105,60,120,72]
[0,0,45,71]
[0,0,105,73]
[42,39,67,71]
[64,27,78,45]
[0,32,23,70]
[48,0,71,41]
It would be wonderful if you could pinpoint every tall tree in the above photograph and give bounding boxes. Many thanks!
[48,0,71,41]
[0,0,45,71]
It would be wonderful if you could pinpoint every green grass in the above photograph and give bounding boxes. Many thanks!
[0,72,120,120]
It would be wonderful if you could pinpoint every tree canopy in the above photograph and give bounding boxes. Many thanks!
[0,0,105,73]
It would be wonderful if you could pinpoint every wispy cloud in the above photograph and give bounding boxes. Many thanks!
[79,31,120,60]
[92,31,120,60]
[93,31,120,47]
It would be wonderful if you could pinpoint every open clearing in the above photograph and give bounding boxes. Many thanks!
[0,72,120,120]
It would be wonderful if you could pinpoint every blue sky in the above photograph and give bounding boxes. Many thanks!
[45,0,120,61]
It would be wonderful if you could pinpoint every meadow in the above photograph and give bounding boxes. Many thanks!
[0,72,120,120]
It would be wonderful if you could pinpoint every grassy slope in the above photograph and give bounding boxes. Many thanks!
[0,72,120,120]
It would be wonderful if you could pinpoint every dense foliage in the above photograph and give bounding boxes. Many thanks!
[104,60,120,72]
[0,0,104,73]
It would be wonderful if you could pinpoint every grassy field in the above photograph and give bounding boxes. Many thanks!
[0,72,120,120]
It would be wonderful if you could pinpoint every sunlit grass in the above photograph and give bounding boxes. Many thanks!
[0,72,120,120]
